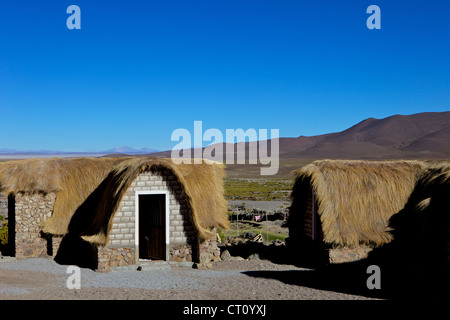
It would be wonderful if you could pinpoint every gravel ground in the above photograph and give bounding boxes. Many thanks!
[0,257,380,300]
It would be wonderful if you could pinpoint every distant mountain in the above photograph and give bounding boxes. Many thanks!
[0,146,160,158]
[2,112,449,163]
[0,148,58,155]
[149,111,450,162]
[282,111,450,159]
[103,146,159,155]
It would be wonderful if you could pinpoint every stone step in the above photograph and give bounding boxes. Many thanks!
[0,256,17,263]
[111,261,194,271]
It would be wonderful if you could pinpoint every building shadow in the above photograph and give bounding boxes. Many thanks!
[242,244,449,300]
[239,206,450,300]
[0,194,16,257]
[54,233,98,270]
[54,168,133,270]
[223,211,449,299]
[52,172,118,270]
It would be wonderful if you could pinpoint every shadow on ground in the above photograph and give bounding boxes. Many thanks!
[221,241,450,300]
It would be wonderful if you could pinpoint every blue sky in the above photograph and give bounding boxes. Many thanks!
[0,0,449,152]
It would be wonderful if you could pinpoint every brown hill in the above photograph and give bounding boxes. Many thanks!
[287,111,450,159]
[142,111,450,176]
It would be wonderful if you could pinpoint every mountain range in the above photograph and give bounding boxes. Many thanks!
[1,112,449,167]
[150,111,450,161]
[277,111,450,160]
[0,146,159,157]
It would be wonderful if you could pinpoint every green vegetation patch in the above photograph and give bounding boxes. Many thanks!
[224,178,293,201]
[220,226,288,243]
[0,221,8,246]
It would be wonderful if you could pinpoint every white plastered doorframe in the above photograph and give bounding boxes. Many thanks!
[134,190,170,263]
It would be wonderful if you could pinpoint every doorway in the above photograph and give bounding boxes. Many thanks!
[137,193,167,261]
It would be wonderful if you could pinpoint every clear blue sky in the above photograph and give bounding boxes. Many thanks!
[0,0,449,151]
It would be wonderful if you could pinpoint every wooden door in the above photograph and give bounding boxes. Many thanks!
[138,194,166,260]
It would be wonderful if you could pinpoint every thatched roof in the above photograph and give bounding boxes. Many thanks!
[0,157,229,245]
[289,159,427,247]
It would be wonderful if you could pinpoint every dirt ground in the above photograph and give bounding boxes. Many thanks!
[0,257,379,301]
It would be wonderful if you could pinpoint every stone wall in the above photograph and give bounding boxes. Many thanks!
[97,246,136,272]
[328,245,373,263]
[169,243,194,263]
[198,237,221,267]
[51,235,62,257]
[0,193,8,220]
[14,192,56,258]
[169,235,221,267]
[97,236,220,272]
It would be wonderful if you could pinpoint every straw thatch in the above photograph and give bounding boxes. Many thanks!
[0,157,229,245]
[288,160,427,247]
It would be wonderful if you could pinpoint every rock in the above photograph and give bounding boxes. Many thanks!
[200,252,212,263]
[273,239,285,246]
[220,250,231,261]
[230,256,245,261]
[242,232,258,239]
[248,253,260,260]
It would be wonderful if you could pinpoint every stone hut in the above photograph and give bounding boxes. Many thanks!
[0,157,229,271]
[287,160,426,264]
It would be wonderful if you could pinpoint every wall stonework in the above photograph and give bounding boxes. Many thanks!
[14,192,56,258]
[52,236,62,256]
[169,243,193,263]
[97,246,136,272]
[199,237,221,265]
[328,245,372,263]
[0,193,8,220]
